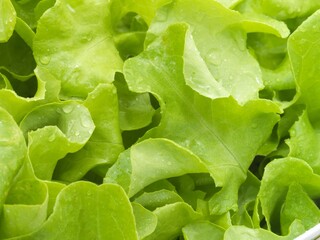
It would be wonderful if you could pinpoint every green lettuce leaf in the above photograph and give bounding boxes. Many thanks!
[14,17,35,49]
[143,202,203,240]
[0,107,27,213]
[261,0,320,20]
[134,189,184,210]
[231,171,260,228]
[0,0,16,42]
[258,157,320,232]
[146,0,288,103]
[10,0,42,29]
[288,9,320,127]
[115,73,155,131]
[104,138,208,197]
[11,182,138,240]
[20,102,95,180]
[1,0,320,238]
[124,23,280,214]
[182,221,225,240]
[131,202,157,239]
[287,111,320,174]
[280,183,320,235]
[224,220,305,239]
[33,0,123,99]
[0,161,48,238]
[53,84,124,182]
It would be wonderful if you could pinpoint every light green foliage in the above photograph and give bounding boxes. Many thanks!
[0,0,16,42]
[288,10,320,127]
[1,0,320,239]
[124,23,280,213]
[182,221,225,240]
[258,158,320,232]
[13,183,138,240]
[0,107,26,213]
[33,0,123,99]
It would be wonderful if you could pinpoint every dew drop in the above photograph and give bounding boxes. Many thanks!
[207,53,222,66]
[81,117,92,128]
[75,131,80,136]
[62,104,74,114]
[39,56,51,65]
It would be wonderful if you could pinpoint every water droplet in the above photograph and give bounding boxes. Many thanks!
[39,56,51,65]
[62,104,74,114]
[81,117,92,128]
[75,131,80,136]
[207,53,222,66]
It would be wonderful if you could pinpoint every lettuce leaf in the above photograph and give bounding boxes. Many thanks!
[1,0,320,239]
[124,23,280,214]
[33,0,123,99]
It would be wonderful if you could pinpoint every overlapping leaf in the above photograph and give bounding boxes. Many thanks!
[124,23,280,214]
[33,0,123,99]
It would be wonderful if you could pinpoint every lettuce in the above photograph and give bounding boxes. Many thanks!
[1,0,320,239]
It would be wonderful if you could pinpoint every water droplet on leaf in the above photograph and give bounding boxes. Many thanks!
[81,117,92,128]
[62,104,74,114]
[39,56,51,65]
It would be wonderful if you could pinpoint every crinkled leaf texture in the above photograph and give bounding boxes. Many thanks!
[258,158,320,232]
[146,0,288,103]
[20,101,95,180]
[124,23,280,214]
[33,0,123,99]
[53,84,124,182]
[2,0,320,239]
